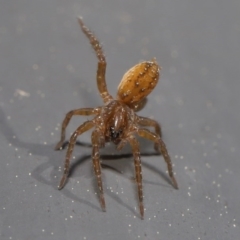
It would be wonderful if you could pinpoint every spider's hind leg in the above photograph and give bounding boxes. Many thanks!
[137,128,178,189]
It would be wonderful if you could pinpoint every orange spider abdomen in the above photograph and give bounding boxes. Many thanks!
[117,58,160,104]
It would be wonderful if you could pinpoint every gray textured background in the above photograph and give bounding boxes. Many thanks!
[0,0,240,239]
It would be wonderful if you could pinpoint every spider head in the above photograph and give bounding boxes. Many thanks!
[106,105,126,144]
[109,126,123,144]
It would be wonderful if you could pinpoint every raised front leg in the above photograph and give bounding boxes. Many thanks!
[58,120,94,190]
[55,107,101,150]
[78,17,113,103]
[91,129,106,211]
[137,128,178,189]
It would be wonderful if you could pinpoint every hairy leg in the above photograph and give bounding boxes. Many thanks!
[137,128,178,189]
[128,136,144,219]
[78,17,113,103]
[58,120,95,190]
[137,116,162,136]
[91,129,106,211]
[55,107,101,150]
[137,116,162,152]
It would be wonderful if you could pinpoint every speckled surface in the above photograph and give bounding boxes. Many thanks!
[0,0,240,239]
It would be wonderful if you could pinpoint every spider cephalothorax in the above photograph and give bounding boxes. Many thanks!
[55,17,178,219]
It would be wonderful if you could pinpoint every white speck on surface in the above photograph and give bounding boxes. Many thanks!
[178,123,183,128]
[217,133,222,139]
[67,64,75,73]
[205,126,210,131]
[212,142,217,147]
[191,139,196,143]
[171,49,178,58]
[33,64,39,70]
[14,89,30,98]
[206,163,211,168]
[35,126,41,131]
[201,67,208,75]
[169,66,176,74]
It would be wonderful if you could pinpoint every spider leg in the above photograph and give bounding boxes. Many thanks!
[58,120,95,190]
[128,136,144,219]
[55,107,101,150]
[137,116,162,151]
[137,128,178,189]
[78,17,113,103]
[91,129,106,211]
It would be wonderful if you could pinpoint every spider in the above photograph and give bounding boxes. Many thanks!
[55,17,178,219]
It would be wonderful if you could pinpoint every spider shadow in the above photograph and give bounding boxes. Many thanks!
[0,107,99,211]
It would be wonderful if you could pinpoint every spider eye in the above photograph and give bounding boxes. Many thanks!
[110,127,122,140]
